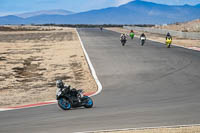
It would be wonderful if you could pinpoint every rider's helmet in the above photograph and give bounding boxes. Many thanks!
[56,80,64,88]
[167,32,170,36]
[131,30,133,32]
[141,33,145,36]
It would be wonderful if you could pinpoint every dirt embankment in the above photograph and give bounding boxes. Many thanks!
[0,26,97,108]
[155,19,200,32]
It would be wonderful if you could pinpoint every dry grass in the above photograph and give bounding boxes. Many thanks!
[0,25,59,31]
[0,26,97,108]
[97,126,200,133]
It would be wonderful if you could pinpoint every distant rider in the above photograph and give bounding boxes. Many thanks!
[120,33,127,41]
[120,33,127,46]
[140,33,146,45]
[129,30,135,39]
[140,33,146,40]
[166,32,172,40]
[165,32,172,48]
[100,26,103,31]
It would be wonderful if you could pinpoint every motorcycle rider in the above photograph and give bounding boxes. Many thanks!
[100,26,103,31]
[120,33,127,39]
[120,33,127,46]
[56,80,81,102]
[56,80,70,93]
[129,30,135,39]
[140,33,146,45]
[166,32,172,40]
[120,33,127,41]
[140,33,146,39]
[165,32,172,48]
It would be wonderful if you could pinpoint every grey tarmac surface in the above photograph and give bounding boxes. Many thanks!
[0,28,200,133]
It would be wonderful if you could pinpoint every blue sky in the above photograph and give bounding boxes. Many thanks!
[0,0,200,16]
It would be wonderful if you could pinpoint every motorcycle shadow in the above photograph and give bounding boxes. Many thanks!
[57,106,96,111]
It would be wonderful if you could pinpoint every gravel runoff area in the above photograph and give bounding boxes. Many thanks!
[106,27,200,49]
[96,126,200,133]
[0,26,97,108]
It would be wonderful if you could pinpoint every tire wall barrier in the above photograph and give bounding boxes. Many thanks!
[124,26,200,40]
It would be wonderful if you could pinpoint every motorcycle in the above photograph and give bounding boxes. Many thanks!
[140,37,146,46]
[166,38,172,48]
[56,88,93,110]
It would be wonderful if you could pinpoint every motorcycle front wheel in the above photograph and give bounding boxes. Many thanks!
[58,98,71,110]
[166,43,171,48]
[121,41,126,46]
[141,40,145,46]
[84,96,93,108]
[167,43,171,48]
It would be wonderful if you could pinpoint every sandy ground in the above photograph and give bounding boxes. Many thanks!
[155,19,200,32]
[106,28,200,48]
[97,126,200,133]
[0,26,97,108]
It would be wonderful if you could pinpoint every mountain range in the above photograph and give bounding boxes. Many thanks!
[15,9,74,18]
[0,0,200,25]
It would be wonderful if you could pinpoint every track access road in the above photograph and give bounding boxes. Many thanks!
[0,28,200,133]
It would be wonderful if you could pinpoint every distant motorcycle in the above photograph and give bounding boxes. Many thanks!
[140,33,146,46]
[56,87,93,110]
[120,34,127,46]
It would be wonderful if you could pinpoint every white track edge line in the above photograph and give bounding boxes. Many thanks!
[76,29,102,97]
[75,124,200,133]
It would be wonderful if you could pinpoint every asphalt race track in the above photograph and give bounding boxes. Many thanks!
[0,28,200,133]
